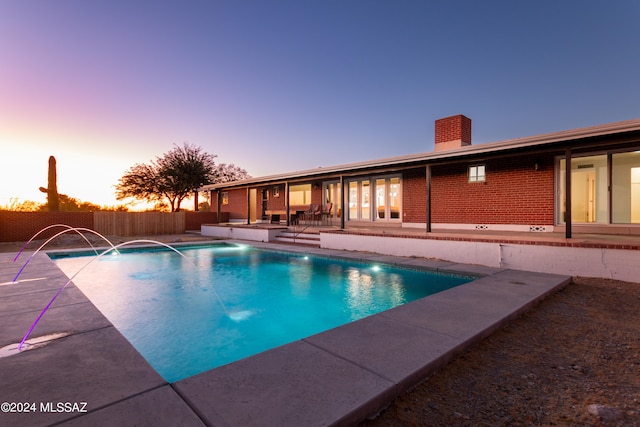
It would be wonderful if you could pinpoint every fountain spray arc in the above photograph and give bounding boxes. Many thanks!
[14,224,105,261]
[12,228,242,353]
[12,226,120,284]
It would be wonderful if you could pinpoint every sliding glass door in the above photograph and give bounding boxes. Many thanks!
[348,175,401,222]
[557,150,640,225]
[612,151,640,223]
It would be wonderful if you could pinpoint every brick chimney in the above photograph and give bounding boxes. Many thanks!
[435,114,471,151]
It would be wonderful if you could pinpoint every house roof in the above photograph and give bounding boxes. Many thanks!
[202,118,640,190]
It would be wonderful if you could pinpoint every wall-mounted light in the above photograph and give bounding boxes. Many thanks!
[534,162,540,171]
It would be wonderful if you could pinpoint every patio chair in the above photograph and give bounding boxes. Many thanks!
[311,204,322,225]
[321,202,333,225]
[302,204,317,225]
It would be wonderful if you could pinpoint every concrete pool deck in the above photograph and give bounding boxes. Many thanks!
[0,241,570,426]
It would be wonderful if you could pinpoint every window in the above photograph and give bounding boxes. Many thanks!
[221,192,229,205]
[612,151,640,223]
[289,184,311,205]
[558,155,607,224]
[469,165,485,182]
[557,151,640,225]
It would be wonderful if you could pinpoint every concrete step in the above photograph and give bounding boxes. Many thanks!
[274,231,321,246]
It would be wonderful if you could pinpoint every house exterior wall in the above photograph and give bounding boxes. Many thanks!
[430,154,555,225]
[219,188,249,221]
[216,183,324,223]
[311,183,324,205]
[402,168,428,223]
[214,156,555,227]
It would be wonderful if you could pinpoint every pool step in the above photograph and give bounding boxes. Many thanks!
[274,231,321,246]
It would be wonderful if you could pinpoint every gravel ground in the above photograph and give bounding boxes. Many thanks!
[361,276,640,427]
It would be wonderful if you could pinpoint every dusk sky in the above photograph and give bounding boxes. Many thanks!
[1,1,639,207]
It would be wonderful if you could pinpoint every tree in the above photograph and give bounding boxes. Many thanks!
[116,143,229,212]
[213,163,251,183]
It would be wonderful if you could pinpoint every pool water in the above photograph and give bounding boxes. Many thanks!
[51,244,473,382]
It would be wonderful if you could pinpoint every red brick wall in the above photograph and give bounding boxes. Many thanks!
[263,185,286,211]
[401,156,555,225]
[185,212,220,230]
[402,168,428,223]
[0,212,94,242]
[311,182,323,205]
[430,154,555,225]
[210,157,555,227]
[220,189,248,221]
[435,114,472,144]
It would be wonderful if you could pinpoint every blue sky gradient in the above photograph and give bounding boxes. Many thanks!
[1,1,639,206]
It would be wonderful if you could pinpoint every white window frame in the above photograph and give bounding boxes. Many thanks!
[469,165,486,182]
[374,174,402,222]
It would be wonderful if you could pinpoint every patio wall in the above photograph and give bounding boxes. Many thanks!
[201,224,284,241]
[320,232,640,283]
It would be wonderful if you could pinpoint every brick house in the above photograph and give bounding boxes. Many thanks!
[201,115,640,237]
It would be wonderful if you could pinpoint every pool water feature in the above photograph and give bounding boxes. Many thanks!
[50,244,473,383]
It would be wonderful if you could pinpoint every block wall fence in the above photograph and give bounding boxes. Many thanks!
[0,211,222,242]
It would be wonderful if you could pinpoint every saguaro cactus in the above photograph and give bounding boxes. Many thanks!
[39,156,60,211]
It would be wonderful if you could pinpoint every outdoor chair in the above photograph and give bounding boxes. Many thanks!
[302,204,317,224]
[321,202,333,225]
[311,204,322,225]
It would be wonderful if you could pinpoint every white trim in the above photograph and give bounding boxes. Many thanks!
[402,223,555,233]
[228,219,247,224]
[202,225,282,241]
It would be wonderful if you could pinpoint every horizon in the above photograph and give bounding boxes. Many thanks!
[2,1,639,207]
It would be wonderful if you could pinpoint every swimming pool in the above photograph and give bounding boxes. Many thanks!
[51,243,473,382]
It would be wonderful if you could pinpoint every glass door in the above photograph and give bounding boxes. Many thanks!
[375,176,401,221]
[347,179,371,221]
[558,154,607,224]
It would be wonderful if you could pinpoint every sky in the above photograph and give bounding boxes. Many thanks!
[1,1,639,208]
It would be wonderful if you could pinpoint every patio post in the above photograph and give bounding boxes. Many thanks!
[285,182,290,226]
[216,190,221,223]
[565,149,572,238]
[246,188,251,225]
[426,164,432,233]
[340,175,345,229]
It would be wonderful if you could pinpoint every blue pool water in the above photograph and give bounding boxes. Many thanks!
[51,244,473,382]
